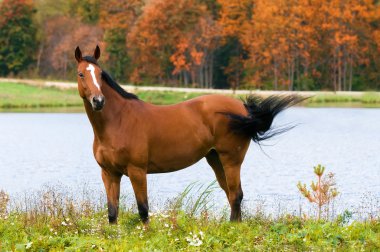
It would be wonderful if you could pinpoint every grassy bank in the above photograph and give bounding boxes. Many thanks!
[308,92,380,107]
[2,81,380,110]
[0,187,379,251]
[1,210,379,251]
[0,82,82,109]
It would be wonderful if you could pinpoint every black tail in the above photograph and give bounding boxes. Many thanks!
[224,95,306,143]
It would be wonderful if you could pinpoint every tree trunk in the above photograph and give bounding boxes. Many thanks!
[209,53,214,88]
[343,54,347,91]
[349,54,353,91]
[63,53,67,80]
[274,58,278,90]
[36,42,44,75]
[338,48,342,91]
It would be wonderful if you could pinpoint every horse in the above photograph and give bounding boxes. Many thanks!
[75,45,304,224]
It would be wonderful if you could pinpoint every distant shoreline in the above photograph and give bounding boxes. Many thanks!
[1,79,380,111]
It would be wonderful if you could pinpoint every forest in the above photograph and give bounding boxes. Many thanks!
[1,0,380,91]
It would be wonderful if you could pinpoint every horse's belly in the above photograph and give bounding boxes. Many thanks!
[147,147,208,173]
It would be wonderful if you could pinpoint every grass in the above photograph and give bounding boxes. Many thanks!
[0,82,82,109]
[2,81,380,110]
[0,185,379,251]
[136,91,202,105]
[308,92,380,107]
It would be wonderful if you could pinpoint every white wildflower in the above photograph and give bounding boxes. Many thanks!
[160,213,169,218]
[199,231,204,239]
[25,242,33,249]
[61,221,67,226]
[186,232,203,247]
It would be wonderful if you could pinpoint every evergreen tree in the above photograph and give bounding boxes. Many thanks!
[0,0,38,76]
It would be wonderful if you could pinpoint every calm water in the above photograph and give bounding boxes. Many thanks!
[0,108,379,211]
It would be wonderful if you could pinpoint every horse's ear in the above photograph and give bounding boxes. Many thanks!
[94,45,100,60]
[75,46,82,62]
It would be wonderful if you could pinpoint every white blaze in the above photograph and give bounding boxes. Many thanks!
[86,64,100,90]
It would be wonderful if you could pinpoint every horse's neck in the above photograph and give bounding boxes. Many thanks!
[84,82,128,139]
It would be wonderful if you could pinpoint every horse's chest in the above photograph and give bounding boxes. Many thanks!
[94,145,129,172]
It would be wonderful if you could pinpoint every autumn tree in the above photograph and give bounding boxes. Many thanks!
[99,0,144,82]
[315,0,371,91]
[69,0,101,24]
[40,16,103,79]
[2,0,380,90]
[128,0,219,87]
[217,0,252,90]
[0,0,38,76]
[33,0,71,75]
[241,0,380,91]
[243,0,318,90]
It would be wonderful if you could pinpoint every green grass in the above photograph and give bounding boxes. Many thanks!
[2,81,380,110]
[136,91,202,105]
[0,82,82,109]
[1,210,379,251]
[0,185,379,251]
[307,92,380,107]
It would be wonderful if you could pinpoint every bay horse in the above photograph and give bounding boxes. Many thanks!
[75,46,304,223]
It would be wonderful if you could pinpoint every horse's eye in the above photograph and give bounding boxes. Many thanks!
[78,72,84,78]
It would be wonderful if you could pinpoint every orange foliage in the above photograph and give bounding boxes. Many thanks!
[14,0,380,89]
[44,16,103,78]
[128,0,219,85]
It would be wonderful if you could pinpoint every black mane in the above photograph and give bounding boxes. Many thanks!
[101,71,139,100]
[82,56,138,100]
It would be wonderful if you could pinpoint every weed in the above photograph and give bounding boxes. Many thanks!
[297,164,339,220]
[0,190,9,219]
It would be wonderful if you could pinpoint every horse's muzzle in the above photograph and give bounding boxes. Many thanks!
[91,95,105,111]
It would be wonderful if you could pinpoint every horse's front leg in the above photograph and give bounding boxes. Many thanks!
[127,165,149,224]
[101,169,122,224]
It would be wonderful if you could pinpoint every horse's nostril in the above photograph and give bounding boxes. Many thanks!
[92,96,104,104]
[91,96,105,111]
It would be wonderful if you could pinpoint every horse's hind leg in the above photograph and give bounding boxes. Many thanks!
[206,149,228,197]
[127,165,149,224]
[218,153,244,222]
[101,169,122,224]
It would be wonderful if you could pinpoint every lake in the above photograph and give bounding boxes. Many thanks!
[1,108,379,214]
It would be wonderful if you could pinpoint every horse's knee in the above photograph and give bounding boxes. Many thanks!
[107,202,118,224]
[137,202,149,223]
[230,190,243,207]
[238,190,243,203]
[231,192,243,208]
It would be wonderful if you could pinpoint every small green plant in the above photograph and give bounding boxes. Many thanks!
[297,164,339,220]
[170,180,218,218]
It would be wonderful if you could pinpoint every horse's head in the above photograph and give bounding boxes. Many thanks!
[75,45,105,111]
